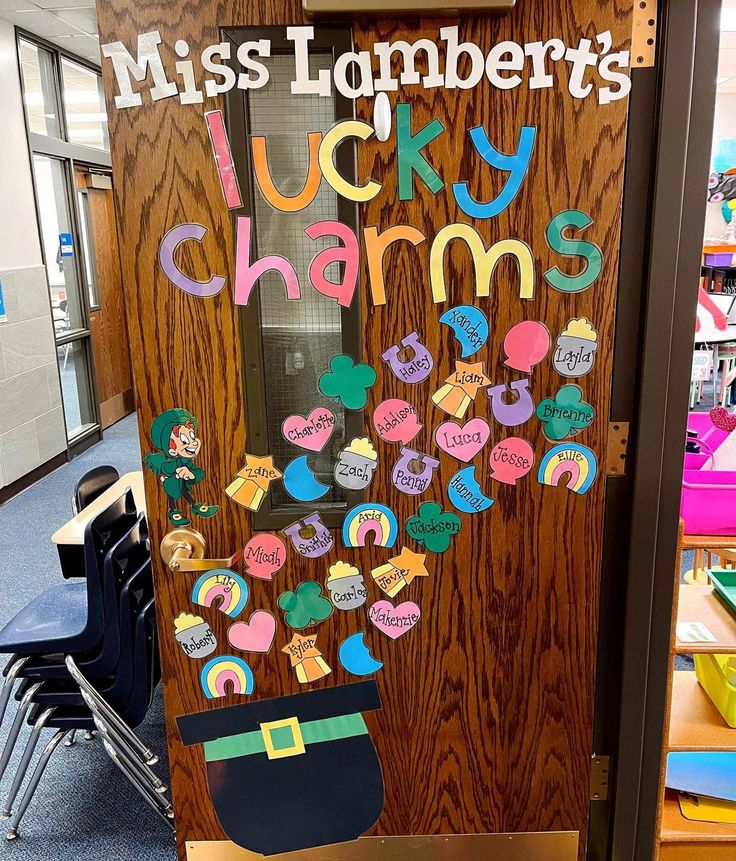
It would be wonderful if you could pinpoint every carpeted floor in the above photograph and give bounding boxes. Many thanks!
[0,414,176,860]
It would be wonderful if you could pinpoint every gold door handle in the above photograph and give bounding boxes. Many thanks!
[159,528,242,573]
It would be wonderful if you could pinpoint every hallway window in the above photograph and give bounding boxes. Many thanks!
[61,58,109,151]
[18,39,61,138]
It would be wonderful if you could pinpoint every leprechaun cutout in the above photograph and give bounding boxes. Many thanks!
[144,408,219,526]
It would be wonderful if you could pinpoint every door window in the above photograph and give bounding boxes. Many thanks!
[18,40,62,139]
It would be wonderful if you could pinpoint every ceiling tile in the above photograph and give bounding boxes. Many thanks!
[0,1,37,12]
[3,7,80,35]
[33,0,96,6]
[50,6,96,34]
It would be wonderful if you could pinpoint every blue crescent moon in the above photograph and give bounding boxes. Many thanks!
[339,632,383,676]
[448,466,494,514]
[283,455,330,502]
[439,305,489,358]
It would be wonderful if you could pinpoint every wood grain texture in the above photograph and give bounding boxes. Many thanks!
[93,2,632,859]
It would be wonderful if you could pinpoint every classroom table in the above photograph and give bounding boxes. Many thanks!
[51,471,147,576]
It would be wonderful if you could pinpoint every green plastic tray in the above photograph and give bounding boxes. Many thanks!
[709,569,736,616]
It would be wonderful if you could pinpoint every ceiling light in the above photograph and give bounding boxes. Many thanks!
[723,9,736,30]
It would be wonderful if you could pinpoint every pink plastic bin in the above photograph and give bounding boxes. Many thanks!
[680,412,736,535]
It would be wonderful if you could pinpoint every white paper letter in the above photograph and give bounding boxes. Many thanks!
[524,39,565,89]
[565,38,598,99]
[373,39,444,91]
[442,26,484,91]
[334,50,375,98]
[485,41,525,90]
[288,25,331,95]
[203,42,236,97]
[101,30,178,108]
[598,50,632,104]
[236,40,271,90]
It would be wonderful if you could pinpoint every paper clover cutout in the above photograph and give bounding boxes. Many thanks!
[277,581,333,629]
[318,355,377,411]
[405,501,462,554]
[535,384,595,441]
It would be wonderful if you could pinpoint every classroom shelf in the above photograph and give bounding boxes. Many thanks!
[676,585,736,654]
[660,791,736,843]
[669,672,736,750]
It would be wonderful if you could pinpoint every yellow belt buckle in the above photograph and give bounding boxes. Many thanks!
[260,717,306,760]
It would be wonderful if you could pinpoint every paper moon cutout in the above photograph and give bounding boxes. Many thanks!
[283,455,330,502]
[373,92,392,142]
[448,466,494,514]
[338,632,383,676]
[438,305,489,358]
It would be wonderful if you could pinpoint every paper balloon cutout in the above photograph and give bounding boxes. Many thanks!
[283,455,330,502]
[325,561,367,611]
[281,408,336,452]
[371,547,429,597]
[339,633,383,676]
[439,305,489,358]
[342,503,399,548]
[487,379,534,427]
[318,354,376,410]
[489,437,535,485]
[432,361,492,419]
[173,612,217,659]
[282,632,332,683]
[434,417,490,462]
[502,320,551,373]
[552,318,599,377]
[373,399,422,445]
[242,533,286,581]
[227,611,276,654]
[278,581,334,629]
[448,466,494,514]
[191,570,248,618]
[381,331,434,384]
[335,437,378,490]
[368,600,421,640]
[537,442,598,495]
[536,384,595,441]
[200,656,254,699]
[282,512,334,558]
[405,501,462,553]
[391,447,440,495]
[225,455,282,512]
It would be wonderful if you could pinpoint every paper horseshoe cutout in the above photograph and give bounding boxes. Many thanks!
[282,512,334,558]
[391,448,440,495]
[381,331,434,384]
[487,379,534,427]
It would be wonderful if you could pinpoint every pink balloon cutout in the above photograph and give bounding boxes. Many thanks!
[242,533,286,580]
[503,321,551,373]
[373,399,423,445]
[488,437,535,485]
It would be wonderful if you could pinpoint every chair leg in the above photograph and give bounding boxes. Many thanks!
[0,682,42,783]
[101,738,174,827]
[63,729,77,748]
[4,730,68,842]
[0,708,53,819]
[94,718,167,794]
[0,658,29,730]
[78,687,157,765]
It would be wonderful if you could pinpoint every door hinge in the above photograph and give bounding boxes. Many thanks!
[590,755,610,801]
[632,0,657,68]
[606,421,629,477]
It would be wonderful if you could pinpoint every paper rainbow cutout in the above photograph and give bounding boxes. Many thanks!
[200,655,254,699]
[537,443,597,495]
[191,569,248,618]
[342,503,399,549]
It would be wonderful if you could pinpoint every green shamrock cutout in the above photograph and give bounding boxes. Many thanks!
[405,501,462,554]
[278,581,333,629]
[318,355,377,411]
[535,384,595,441]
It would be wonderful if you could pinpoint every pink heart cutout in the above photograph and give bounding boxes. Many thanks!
[434,418,491,462]
[711,407,736,433]
[227,611,276,653]
[282,408,336,452]
[368,600,421,640]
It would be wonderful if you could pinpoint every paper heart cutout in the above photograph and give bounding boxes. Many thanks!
[434,418,491,462]
[710,407,736,433]
[368,600,421,640]
[281,408,336,452]
[227,611,276,653]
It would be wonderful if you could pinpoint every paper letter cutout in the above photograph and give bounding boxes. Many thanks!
[319,120,381,202]
[242,533,286,581]
[489,437,535,485]
[282,408,336,452]
[305,221,359,308]
[368,600,421,640]
[430,225,534,303]
[396,103,445,200]
[371,547,428,597]
[391,448,440,495]
[544,210,603,293]
[339,633,383,676]
[343,503,399,548]
[487,380,535,427]
[318,355,376,410]
[447,465,494,514]
[200,655,254,698]
[365,224,426,306]
[381,331,434,383]
[234,216,300,305]
[228,611,276,654]
[326,561,367,610]
[174,612,217,659]
[205,110,242,209]
[502,320,551,372]
[453,125,536,218]
[252,132,321,212]
[283,455,330,502]
[439,305,489,357]
[373,398,422,444]
[282,513,334,558]
[434,417,491,462]
[535,384,595,441]
[553,317,599,377]
[158,223,226,298]
[335,438,378,490]
[405,501,461,553]
[537,442,598,494]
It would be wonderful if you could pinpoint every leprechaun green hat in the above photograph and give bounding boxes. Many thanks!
[149,408,198,452]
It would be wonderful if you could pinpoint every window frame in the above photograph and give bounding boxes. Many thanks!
[223,25,363,530]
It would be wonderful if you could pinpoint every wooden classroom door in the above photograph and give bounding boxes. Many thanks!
[96,1,635,859]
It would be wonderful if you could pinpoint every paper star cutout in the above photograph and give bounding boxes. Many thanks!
[446,361,491,398]
[389,547,428,585]
[237,454,283,491]
[281,632,321,665]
